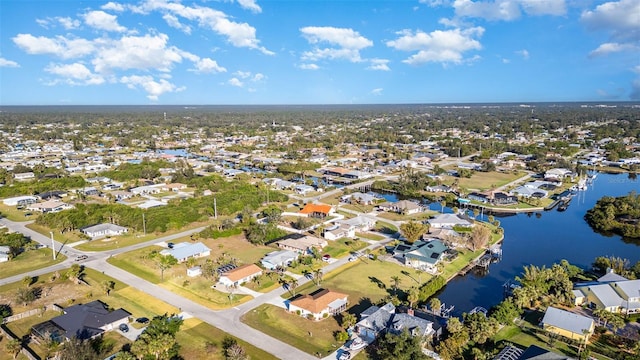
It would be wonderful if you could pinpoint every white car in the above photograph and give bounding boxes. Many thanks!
[339,351,351,360]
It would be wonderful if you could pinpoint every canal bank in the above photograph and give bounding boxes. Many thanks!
[435,172,640,317]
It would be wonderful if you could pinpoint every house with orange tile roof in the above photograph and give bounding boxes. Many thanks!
[218,264,263,287]
[288,288,348,320]
[299,203,334,218]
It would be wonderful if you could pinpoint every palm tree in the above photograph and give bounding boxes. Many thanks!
[5,338,21,359]
[440,200,446,213]
[289,279,299,296]
[313,269,323,286]
[429,297,442,315]
[407,287,419,308]
[390,276,401,295]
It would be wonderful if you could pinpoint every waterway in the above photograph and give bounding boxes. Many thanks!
[433,172,640,316]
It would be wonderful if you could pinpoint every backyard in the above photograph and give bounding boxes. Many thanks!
[241,304,344,357]
[444,170,529,191]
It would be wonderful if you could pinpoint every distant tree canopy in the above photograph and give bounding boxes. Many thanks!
[0,176,86,198]
[100,160,172,181]
[36,178,287,234]
[585,191,640,238]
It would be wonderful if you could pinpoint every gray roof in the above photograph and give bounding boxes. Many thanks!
[519,345,575,359]
[51,300,130,340]
[262,250,298,264]
[389,313,433,337]
[339,216,375,228]
[427,213,472,227]
[597,271,628,283]
[357,303,395,334]
[586,283,624,308]
[82,223,128,234]
[614,279,640,299]
[161,242,210,261]
[541,307,593,335]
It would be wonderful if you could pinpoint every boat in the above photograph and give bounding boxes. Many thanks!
[577,178,587,190]
[349,337,367,350]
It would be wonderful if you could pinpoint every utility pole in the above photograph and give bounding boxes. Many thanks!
[214,197,218,219]
[142,213,146,236]
[50,232,56,260]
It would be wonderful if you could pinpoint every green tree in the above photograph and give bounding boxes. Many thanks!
[58,337,99,360]
[155,255,178,281]
[340,313,357,329]
[222,337,249,360]
[101,280,116,296]
[429,297,442,315]
[464,312,499,345]
[407,287,420,309]
[374,329,428,360]
[131,332,176,360]
[5,338,21,359]
[400,221,427,244]
[390,276,401,295]
[22,275,33,287]
[489,298,522,325]
[15,287,36,306]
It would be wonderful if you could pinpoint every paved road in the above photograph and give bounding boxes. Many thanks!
[0,214,395,360]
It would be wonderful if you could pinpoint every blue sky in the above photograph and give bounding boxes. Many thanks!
[0,0,638,105]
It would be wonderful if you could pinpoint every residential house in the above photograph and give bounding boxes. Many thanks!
[160,242,211,263]
[110,190,133,201]
[493,192,518,205]
[494,345,576,360]
[341,192,378,205]
[0,246,10,262]
[541,307,594,343]
[81,224,128,239]
[391,239,449,273]
[573,272,640,315]
[288,288,348,320]
[162,183,187,192]
[276,235,327,254]
[27,200,73,213]
[37,190,67,201]
[261,250,299,270]
[378,200,422,215]
[510,186,548,199]
[130,184,165,195]
[355,303,437,342]
[14,172,35,181]
[31,300,130,343]
[545,168,573,181]
[187,266,202,277]
[137,200,167,209]
[218,264,263,287]
[294,184,315,195]
[468,192,490,203]
[2,195,38,207]
[81,187,100,196]
[427,213,474,230]
[323,224,355,241]
[425,184,451,193]
[337,216,376,232]
[299,203,334,218]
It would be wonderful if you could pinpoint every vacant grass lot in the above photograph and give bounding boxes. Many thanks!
[445,170,528,191]
[293,260,431,311]
[0,248,66,279]
[177,317,278,360]
[242,304,343,356]
[376,210,436,222]
[0,204,33,221]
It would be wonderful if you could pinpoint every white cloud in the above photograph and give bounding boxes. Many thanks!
[0,57,19,67]
[367,59,390,71]
[234,71,252,79]
[252,73,265,81]
[420,0,452,6]
[371,88,383,95]
[228,78,244,87]
[57,17,81,30]
[36,19,50,29]
[133,0,273,55]
[13,34,95,59]
[589,42,638,57]
[237,0,262,13]
[120,75,184,100]
[300,26,373,63]
[192,58,226,73]
[163,14,191,34]
[453,0,566,21]
[101,2,125,12]
[516,49,529,59]
[83,10,127,32]
[45,62,105,85]
[91,34,183,73]
[387,27,483,65]
[299,63,319,70]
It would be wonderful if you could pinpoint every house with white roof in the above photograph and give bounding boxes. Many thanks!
[3,195,38,207]
[573,271,640,315]
[81,224,128,240]
[261,250,299,270]
[27,200,73,213]
[427,213,474,230]
[160,242,211,263]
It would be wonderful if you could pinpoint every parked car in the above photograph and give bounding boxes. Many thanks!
[167,242,175,249]
[75,255,88,261]
[348,256,357,262]
[119,323,129,333]
[339,351,351,360]
[322,254,331,262]
[136,317,149,324]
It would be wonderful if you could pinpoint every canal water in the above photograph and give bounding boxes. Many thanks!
[434,172,640,316]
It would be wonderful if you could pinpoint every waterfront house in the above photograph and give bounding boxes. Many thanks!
[160,242,211,263]
[355,303,436,342]
[492,192,518,205]
[541,306,594,342]
[391,239,448,273]
[427,213,474,230]
[31,300,130,343]
[510,186,548,199]
[81,223,128,239]
[337,216,376,232]
[468,192,490,203]
[288,288,348,320]
[294,184,315,195]
[494,344,576,360]
[378,200,422,215]
[218,264,263,287]
[261,250,299,270]
[573,272,640,315]
[341,192,378,205]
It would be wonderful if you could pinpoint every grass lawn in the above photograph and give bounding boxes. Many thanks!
[376,210,437,222]
[0,248,66,279]
[374,221,398,234]
[107,236,267,309]
[323,238,368,259]
[355,232,384,241]
[177,317,279,360]
[447,170,528,191]
[241,304,343,356]
[319,194,342,205]
[440,247,485,280]
[0,203,32,221]
[293,260,432,311]
[336,210,356,219]
[341,204,376,213]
